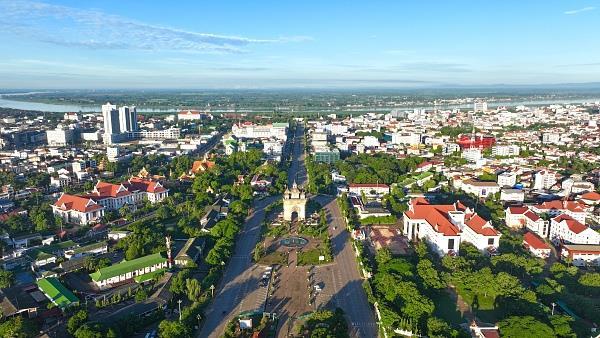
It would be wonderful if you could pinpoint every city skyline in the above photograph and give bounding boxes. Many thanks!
[1,0,600,89]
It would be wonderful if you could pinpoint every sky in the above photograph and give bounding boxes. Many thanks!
[0,0,599,89]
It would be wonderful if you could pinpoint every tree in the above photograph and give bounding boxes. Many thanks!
[550,315,576,338]
[185,278,203,302]
[158,319,191,338]
[0,268,14,288]
[375,247,392,266]
[135,287,148,302]
[427,317,453,338]
[74,324,104,338]
[67,310,89,335]
[170,269,191,295]
[0,317,37,338]
[498,316,555,338]
[417,259,446,289]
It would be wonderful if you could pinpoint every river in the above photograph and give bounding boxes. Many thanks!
[0,93,598,113]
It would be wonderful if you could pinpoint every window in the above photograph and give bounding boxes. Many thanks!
[488,238,495,246]
[448,238,455,250]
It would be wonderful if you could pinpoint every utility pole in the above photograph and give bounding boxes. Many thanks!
[178,299,182,321]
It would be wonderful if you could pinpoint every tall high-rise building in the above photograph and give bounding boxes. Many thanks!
[102,103,119,135]
[118,106,138,133]
[473,100,488,112]
[102,102,137,144]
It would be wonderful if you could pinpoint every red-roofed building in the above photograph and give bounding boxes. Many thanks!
[415,161,433,173]
[550,214,600,245]
[579,191,600,206]
[523,232,551,258]
[52,194,104,225]
[505,206,549,238]
[530,200,588,224]
[87,182,133,210]
[122,177,169,204]
[403,198,500,256]
[53,177,168,224]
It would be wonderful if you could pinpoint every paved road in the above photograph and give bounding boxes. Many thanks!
[288,124,307,186]
[197,195,278,337]
[198,124,304,337]
[313,195,379,338]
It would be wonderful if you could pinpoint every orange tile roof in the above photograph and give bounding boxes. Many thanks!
[124,177,167,194]
[508,206,528,214]
[54,194,103,213]
[191,159,216,174]
[465,214,498,236]
[90,182,131,198]
[581,191,600,201]
[523,232,550,250]
[405,201,461,236]
[535,200,585,213]
[553,214,588,234]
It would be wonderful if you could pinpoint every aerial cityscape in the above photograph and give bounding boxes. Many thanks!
[0,1,599,338]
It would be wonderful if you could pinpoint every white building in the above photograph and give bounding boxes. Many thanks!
[461,148,482,162]
[542,133,560,144]
[561,244,600,267]
[492,145,519,157]
[497,172,517,187]
[459,179,500,199]
[523,232,551,259]
[403,198,500,256]
[130,127,180,140]
[549,214,600,245]
[348,183,390,198]
[178,110,209,121]
[52,194,105,225]
[232,122,288,141]
[500,188,524,202]
[533,170,558,190]
[392,132,421,146]
[46,128,75,147]
[362,135,380,148]
[102,103,138,144]
[530,200,587,224]
[106,146,120,162]
[505,206,549,237]
[473,101,488,112]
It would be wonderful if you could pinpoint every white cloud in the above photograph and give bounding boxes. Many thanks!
[0,0,309,53]
[564,6,595,15]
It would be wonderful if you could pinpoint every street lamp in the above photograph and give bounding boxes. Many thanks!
[551,302,556,316]
[210,284,215,298]
[178,299,183,321]
[196,314,201,329]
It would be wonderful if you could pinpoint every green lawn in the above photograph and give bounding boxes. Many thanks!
[259,251,287,265]
[297,249,332,265]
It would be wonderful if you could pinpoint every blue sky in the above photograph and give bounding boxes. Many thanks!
[0,0,599,89]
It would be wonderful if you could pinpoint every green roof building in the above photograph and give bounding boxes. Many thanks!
[89,253,169,289]
[314,149,340,164]
[36,277,79,310]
